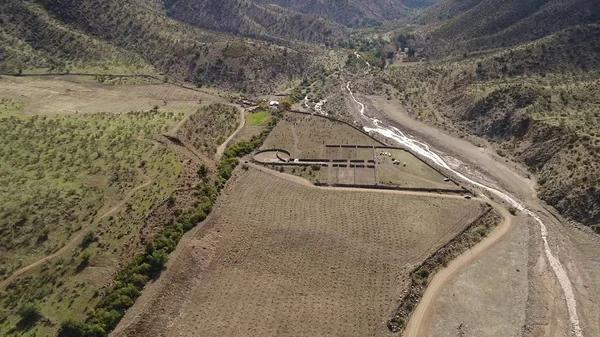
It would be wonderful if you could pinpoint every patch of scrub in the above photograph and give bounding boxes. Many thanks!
[246,110,272,126]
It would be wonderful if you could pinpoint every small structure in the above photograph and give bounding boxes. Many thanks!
[269,100,280,107]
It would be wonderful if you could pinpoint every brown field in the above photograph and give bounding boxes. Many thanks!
[116,168,487,337]
[376,148,453,190]
[232,125,265,143]
[0,75,223,116]
[261,112,380,158]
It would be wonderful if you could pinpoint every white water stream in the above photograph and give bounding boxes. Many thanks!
[345,81,584,337]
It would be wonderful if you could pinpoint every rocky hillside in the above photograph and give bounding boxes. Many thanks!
[0,0,327,92]
[382,24,600,228]
[163,0,349,44]
[420,0,600,57]
[255,0,409,27]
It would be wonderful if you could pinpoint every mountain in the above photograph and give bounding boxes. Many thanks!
[421,0,600,56]
[380,0,600,227]
[255,0,409,27]
[0,0,328,92]
[163,0,349,44]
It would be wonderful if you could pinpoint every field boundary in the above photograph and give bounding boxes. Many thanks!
[0,73,209,95]
[318,183,466,194]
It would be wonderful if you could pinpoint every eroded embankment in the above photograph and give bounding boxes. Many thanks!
[387,206,501,333]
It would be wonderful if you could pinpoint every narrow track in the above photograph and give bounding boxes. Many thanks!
[0,166,153,291]
[216,106,245,160]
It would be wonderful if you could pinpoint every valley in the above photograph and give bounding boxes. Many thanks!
[0,1,598,337]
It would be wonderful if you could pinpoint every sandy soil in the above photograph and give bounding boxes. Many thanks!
[0,75,224,115]
[113,167,487,337]
[424,215,530,337]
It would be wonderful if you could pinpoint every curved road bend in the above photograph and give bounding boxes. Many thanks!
[402,203,512,337]
[247,162,513,336]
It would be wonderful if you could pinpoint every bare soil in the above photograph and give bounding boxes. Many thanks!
[0,75,222,115]
[114,167,486,337]
[262,112,380,158]
[425,215,531,337]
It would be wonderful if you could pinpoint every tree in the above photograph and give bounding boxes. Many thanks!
[81,231,96,248]
[197,164,209,180]
[280,98,293,111]
[18,303,41,322]
[58,319,88,337]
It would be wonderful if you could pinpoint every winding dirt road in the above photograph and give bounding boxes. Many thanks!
[1,104,248,292]
[345,79,585,336]
[0,166,153,291]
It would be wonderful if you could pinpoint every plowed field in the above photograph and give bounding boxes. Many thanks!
[116,168,486,337]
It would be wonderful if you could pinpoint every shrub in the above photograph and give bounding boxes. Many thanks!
[18,303,41,322]
[415,268,430,279]
[508,206,518,215]
[81,231,96,248]
[77,112,282,336]
[58,319,89,337]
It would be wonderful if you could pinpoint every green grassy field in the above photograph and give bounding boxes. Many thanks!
[0,108,184,336]
[246,111,272,126]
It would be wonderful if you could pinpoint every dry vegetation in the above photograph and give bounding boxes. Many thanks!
[0,75,214,116]
[115,168,486,337]
[0,0,330,93]
[177,104,239,156]
[376,26,600,228]
[262,112,380,158]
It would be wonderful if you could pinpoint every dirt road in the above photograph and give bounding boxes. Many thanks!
[0,166,153,291]
[250,161,515,336]
[357,95,593,336]
[403,202,513,337]
[247,162,474,201]
[215,106,245,159]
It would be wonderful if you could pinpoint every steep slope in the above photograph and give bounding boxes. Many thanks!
[256,0,409,27]
[381,24,600,228]
[0,0,325,92]
[421,0,599,56]
[164,0,349,44]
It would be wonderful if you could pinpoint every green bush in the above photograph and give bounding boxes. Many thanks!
[81,231,96,248]
[58,319,89,337]
[415,268,430,279]
[18,303,41,322]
